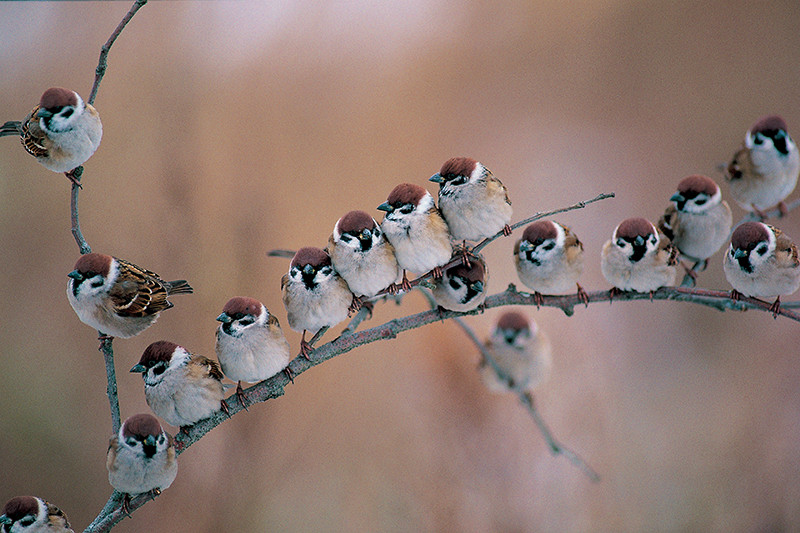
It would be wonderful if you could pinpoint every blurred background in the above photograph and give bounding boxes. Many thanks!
[2,1,800,531]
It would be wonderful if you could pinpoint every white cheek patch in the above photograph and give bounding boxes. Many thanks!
[168,347,191,369]
[417,192,435,212]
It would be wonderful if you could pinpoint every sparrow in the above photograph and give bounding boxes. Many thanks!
[480,311,551,395]
[429,156,512,242]
[377,183,453,290]
[0,496,73,533]
[431,253,489,312]
[601,217,678,294]
[514,220,587,306]
[726,115,800,214]
[107,413,178,515]
[328,210,401,308]
[723,221,800,315]
[66,253,193,339]
[281,247,352,358]
[0,87,102,184]
[216,296,292,403]
[658,174,733,269]
[131,340,226,429]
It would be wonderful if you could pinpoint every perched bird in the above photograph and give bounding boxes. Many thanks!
[378,183,452,290]
[658,174,732,269]
[0,87,102,184]
[431,254,488,312]
[107,413,177,515]
[514,220,586,305]
[131,340,226,428]
[480,311,551,395]
[726,115,800,214]
[0,496,73,533]
[66,253,192,338]
[328,210,400,308]
[429,157,512,242]
[281,247,352,358]
[601,217,678,294]
[216,296,292,403]
[723,221,800,315]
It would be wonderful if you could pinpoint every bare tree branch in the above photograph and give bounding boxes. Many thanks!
[450,315,601,482]
[87,0,148,106]
[69,167,91,254]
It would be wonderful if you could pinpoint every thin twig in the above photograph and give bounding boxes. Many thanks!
[88,0,148,106]
[472,191,615,255]
[69,167,91,254]
[99,336,121,435]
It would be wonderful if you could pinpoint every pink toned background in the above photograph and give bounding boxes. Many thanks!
[2,2,800,531]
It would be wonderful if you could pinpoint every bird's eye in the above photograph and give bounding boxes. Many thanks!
[153,365,166,376]
[238,317,254,327]
[320,266,332,275]
[19,517,35,526]
[91,278,104,288]
[399,205,413,214]
[60,107,74,119]
[694,197,706,206]
[373,227,381,237]
[616,238,626,247]
[542,242,555,251]
[157,434,165,445]
[756,244,768,256]
[126,437,137,446]
[449,278,462,290]
[290,266,300,276]
[753,134,764,145]
[649,236,657,245]
[340,234,354,242]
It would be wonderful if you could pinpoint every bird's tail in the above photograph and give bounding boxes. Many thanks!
[166,280,194,295]
[0,121,22,137]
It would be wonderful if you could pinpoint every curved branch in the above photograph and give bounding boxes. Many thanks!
[88,0,148,106]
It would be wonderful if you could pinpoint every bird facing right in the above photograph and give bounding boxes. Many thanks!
[723,221,800,315]
[0,496,73,533]
[0,87,102,183]
[658,174,733,266]
[480,311,551,395]
[726,115,800,214]
[106,414,178,514]
[601,217,678,293]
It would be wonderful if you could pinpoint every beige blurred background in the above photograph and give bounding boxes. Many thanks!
[2,1,800,531]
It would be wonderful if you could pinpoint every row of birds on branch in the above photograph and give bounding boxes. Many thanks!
[2,87,800,528]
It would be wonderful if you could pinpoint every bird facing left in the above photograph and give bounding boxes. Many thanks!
[66,253,193,338]
[0,87,102,184]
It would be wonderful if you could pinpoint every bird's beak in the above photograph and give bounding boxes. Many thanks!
[130,363,146,373]
[472,280,484,292]
[733,248,749,259]
[518,241,534,252]
[67,269,83,280]
[360,229,371,241]
[633,235,645,247]
[377,202,393,212]
[216,312,231,323]
[429,173,444,183]
[302,264,315,275]
[670,193,685,203]
[144,435,157,448]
